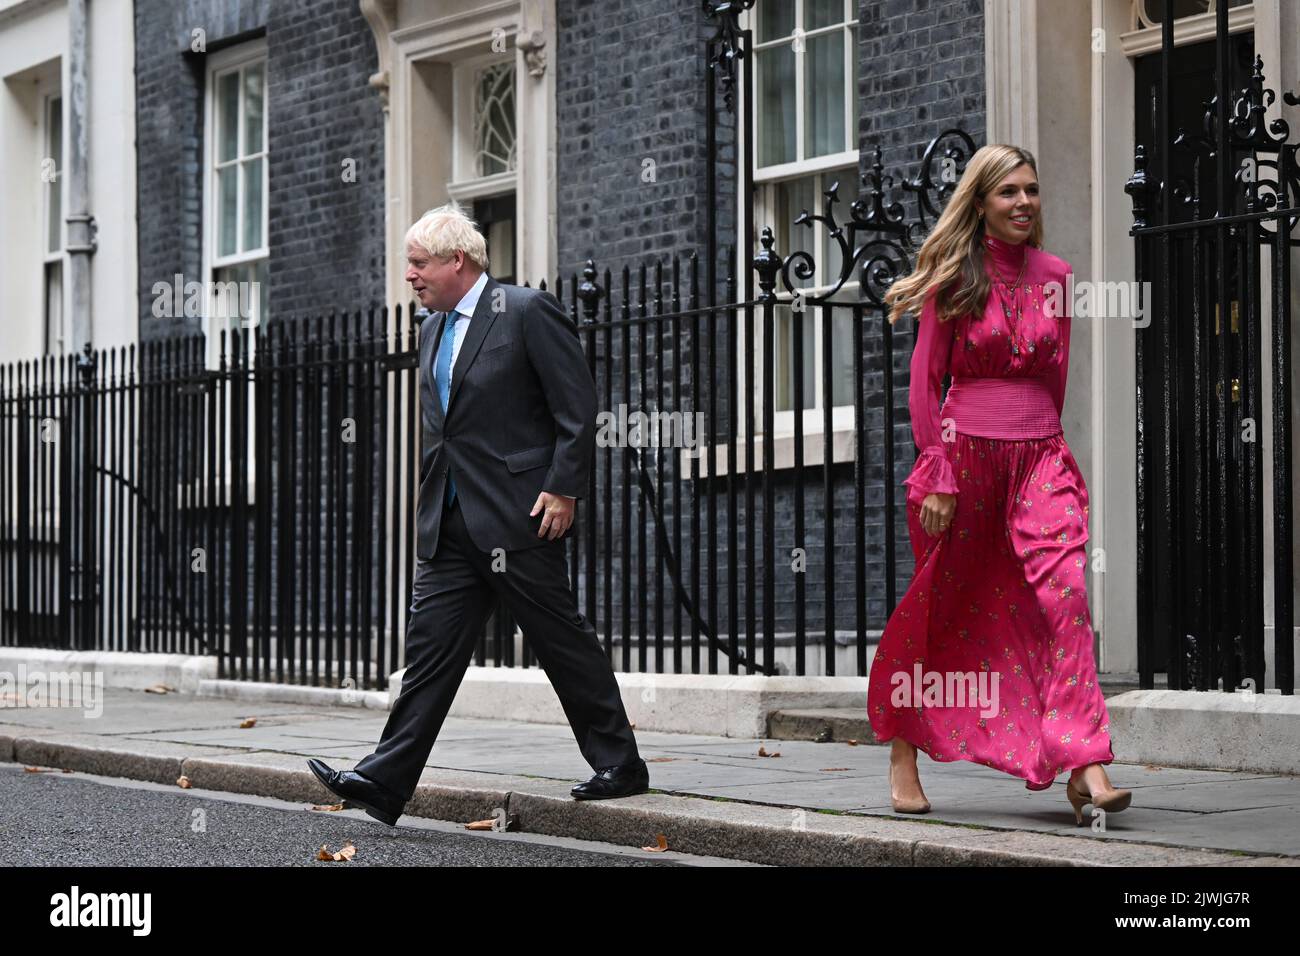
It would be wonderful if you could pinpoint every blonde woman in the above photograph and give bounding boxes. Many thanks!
[867,144,1131,826]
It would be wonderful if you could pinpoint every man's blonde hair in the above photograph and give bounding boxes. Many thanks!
[405,202,490,271]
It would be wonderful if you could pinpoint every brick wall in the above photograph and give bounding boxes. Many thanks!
[134,0,385,339]
[555,0,736,281]
[263,1,386,317]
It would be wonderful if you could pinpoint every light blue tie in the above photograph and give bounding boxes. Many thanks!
[435,312,459,505]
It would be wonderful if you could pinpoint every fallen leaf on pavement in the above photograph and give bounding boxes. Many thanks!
[465,818,496,831]
[846,739,860,746]
[316,841,356,862]
[310,803,345,812]
[1143,764,1162,771]
[177,776,192,789]
[239,718,257,728]
[757,746,781,758]
[23,766,54,773]
[642,834,669,852]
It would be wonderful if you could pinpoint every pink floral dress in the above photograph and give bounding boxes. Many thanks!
[867,233,1115,791]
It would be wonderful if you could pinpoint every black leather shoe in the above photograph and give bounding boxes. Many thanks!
[307,758,405,826]
[570,759,650,800]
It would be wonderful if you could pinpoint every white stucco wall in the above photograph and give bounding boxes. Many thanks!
[0,0,137,361]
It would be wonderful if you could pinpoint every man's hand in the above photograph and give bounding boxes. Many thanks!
[531,492,576,540]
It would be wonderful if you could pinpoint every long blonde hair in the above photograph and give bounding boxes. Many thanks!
[884,144,1043,326]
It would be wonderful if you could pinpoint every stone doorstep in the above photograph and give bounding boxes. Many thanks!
[768,708,876,743]
[1106,689,1300,776]
[1,738,1291,867]
[768,678,1160,742]
[768,702,1143,744]
[770,691,1300,777]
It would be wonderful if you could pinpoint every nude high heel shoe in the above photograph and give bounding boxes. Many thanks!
[889,762,931,814]
[1066,772,1132,826]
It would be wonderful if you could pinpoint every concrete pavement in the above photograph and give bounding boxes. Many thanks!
[1,687,1297,866]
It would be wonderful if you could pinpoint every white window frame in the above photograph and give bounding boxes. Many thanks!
[202,38,269,370]
[750,0,859,178]
[1120,0,1254,54]
[197,38,269,505]
[446,51,518,281]
[41,88,65,357]
[448,51,517,194]
[739,0,860,450]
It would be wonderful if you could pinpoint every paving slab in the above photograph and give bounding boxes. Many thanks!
[1,688,1296,865]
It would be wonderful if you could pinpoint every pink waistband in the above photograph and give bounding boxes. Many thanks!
[940,376,1062,439]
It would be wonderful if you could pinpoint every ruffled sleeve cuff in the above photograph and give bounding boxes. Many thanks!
[901,444,959,505]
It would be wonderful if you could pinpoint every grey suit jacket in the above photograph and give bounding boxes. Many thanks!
[415,275,596,558]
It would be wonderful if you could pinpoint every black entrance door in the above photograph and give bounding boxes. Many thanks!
[1132,30,1259,690]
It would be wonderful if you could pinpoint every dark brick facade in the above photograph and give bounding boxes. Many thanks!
[263,2,386,317]
[123,0,987,676]
[553,0,987,663]
[859,0,989,622]
[555,0,737,281]
[134,0,385,338]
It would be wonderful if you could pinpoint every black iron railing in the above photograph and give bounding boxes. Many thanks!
[0,313,438,690]
[1,132,976,686]
[0,288,901,685]
[1127,1,1298,693]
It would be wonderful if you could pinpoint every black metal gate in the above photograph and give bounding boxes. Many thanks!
[1127,4,1298,693]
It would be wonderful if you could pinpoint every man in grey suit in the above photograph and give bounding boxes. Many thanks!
[309,205,647,826]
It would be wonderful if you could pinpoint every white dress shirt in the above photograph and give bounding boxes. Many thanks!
[437,271,573,503]
[440,271,490,387]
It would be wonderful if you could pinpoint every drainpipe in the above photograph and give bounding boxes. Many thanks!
[65,0,96,352]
